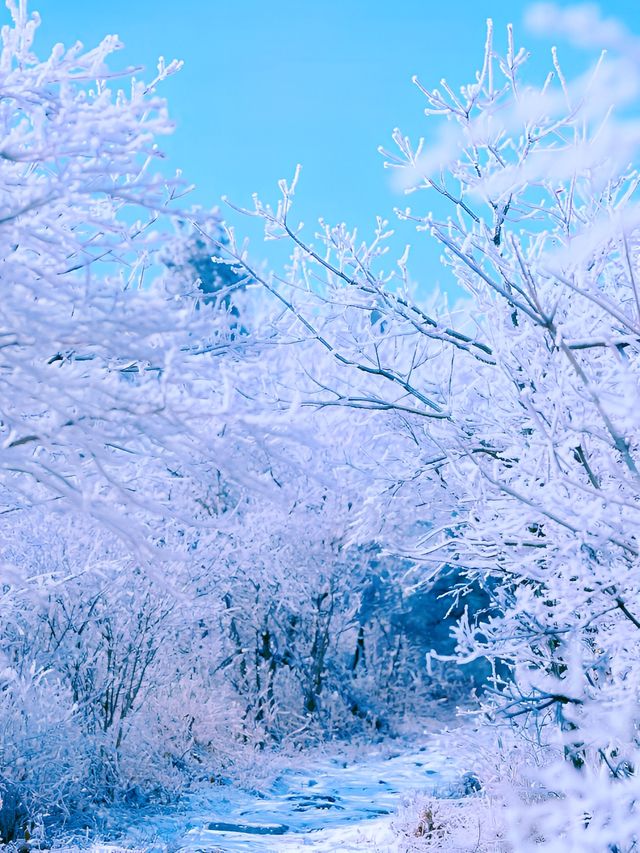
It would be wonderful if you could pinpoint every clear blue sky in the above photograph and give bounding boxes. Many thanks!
[24,1,640,290]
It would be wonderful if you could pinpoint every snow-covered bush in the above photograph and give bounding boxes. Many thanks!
[0,511,238,840]
[393,792,507,852]
[210,514,431,743]
[182,420,459,745]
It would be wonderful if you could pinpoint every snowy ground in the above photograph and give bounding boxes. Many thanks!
[101,734,485,853]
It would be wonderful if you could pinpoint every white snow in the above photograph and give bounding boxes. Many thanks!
[112,739,468,852]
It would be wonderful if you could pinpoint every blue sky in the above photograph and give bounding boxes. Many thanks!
[26,1,640,289]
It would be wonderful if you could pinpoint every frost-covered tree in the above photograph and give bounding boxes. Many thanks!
[0,3,262,839]
[0,2,236,542]
[222,5,640,849]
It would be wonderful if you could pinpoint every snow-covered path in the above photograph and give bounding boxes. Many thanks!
[122,740,463,852]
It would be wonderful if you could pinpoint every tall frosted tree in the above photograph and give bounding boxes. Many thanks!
[0,1,230,544]
[223,5,640,848]
[0,5,269,839]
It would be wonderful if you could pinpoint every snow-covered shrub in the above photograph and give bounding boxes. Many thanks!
[393,792,507,852]
[0,505,262,838]
[205,490,447,744]
[0,666,78,843]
